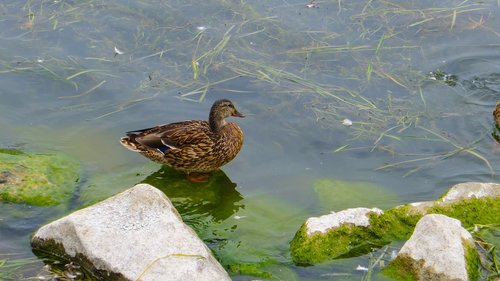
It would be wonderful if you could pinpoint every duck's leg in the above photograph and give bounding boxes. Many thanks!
[186,173,209,183]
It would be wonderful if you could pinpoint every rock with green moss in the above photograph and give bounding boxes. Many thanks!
[290,207,385,264]
[0,149,80,206]
[290,182,499,265]
[383,214,479,281]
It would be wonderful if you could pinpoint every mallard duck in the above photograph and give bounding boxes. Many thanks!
[120,99,244,182]
[493,101,500,143]
[494,101,500,129]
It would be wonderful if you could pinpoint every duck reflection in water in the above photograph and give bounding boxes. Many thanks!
[141,166,244,228]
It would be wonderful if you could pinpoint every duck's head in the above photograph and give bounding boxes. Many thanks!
[209,99,244,131]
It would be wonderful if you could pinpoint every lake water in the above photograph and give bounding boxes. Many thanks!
[1,0,499,280]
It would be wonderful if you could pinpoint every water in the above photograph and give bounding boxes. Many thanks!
[1,0,499,280]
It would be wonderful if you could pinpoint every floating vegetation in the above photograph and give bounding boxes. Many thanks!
[0,0,495,171]
[1,0,500,278]
[428,70,458,86]
[471,224,500,280]
[0,255,40,280]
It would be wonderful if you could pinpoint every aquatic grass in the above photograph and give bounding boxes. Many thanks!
[227,56,378,111]
[375,127,493,176]
[192,25,235,80]
[2,0,500,279]
[0,255,40,280]
[471,224,500,279]
[0,56,116,93]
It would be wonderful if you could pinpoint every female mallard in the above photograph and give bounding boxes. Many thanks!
[494,101,500,129]
[493,101,500,143]
[120,99,244,182]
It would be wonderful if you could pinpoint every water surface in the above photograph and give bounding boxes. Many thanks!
[1,0,500,280]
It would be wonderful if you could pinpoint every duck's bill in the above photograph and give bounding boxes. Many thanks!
[233,110,245,118]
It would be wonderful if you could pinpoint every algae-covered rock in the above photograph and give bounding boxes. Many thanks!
[290,208,385,264]
[383,214,479,281]
[290,182,499,265]
[0,149,80,206]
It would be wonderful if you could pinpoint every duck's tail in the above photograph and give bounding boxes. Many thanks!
[120,135,142,152]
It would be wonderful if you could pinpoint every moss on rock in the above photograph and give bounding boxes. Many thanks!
[369,206,423,241]
[0,149,80,206]
[428,197,499,228]
[290,219,387,264]
[290,183,499,265]
[382,254,418,281]
[464,239,480,281]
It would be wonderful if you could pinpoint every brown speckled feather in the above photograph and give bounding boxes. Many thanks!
[494,101,500,128]
[120,99,244,174]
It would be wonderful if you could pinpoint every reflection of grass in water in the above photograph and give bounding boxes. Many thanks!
[1,1,495,172]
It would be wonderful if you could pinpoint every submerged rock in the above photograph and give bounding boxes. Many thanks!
[31,184,231,281]
[384,214,479,281]
[313,179,398,211]
[0,149,80,206]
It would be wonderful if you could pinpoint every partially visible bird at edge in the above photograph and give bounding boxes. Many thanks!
[493,101,500,143]
[494,101,500,129]
[120,99,244,182]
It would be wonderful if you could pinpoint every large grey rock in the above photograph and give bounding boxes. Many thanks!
[386,214,477,281]
[31,184,231,281]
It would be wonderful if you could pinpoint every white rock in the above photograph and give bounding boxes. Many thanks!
[305,207,383,236]
[31,184,230,281]
[396,214,475,281]
[441,182,500,202]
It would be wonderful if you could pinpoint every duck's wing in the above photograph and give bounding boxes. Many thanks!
[127,120,213,152]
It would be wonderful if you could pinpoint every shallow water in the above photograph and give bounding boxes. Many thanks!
[1,0,500,280]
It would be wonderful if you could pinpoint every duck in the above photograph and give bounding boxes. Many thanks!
[493,101,500,143]
[494,101,500,130]
[120,99,244,182]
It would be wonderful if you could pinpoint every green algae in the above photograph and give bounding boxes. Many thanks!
[428,197,500,228]
[290,189,500,265]
[227,262,274,279]
[382,254,418,281]
[203,193,303,280]
[464,239,480,281]
[369,206,423,241]
[290,221,387,265]
[473,225,500,280]
[313,179,399,211]
[0,149,80,206]
[290,206,422,264]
